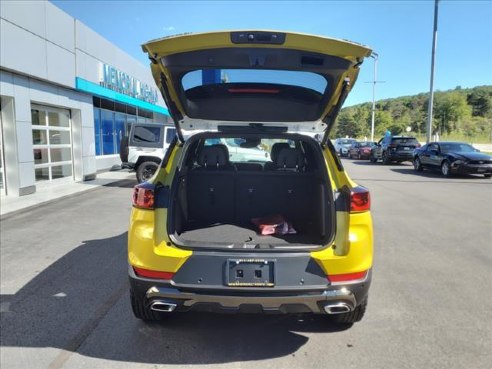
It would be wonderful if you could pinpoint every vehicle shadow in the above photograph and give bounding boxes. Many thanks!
[0,232,350,365]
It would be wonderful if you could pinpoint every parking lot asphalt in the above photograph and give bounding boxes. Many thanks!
[0,160,491,369]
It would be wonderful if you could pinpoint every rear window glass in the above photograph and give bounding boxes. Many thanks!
[165,127,176,144]
[392,138,419,145]
[132,126,161,144]
[202,138,295,163]
[182,69,328,94]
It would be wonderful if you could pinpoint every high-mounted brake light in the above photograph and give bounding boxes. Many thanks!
[228,88,279,94]
[132,184,155,209]
[350,186,370,212]
[328,270,367,284]
[133,267,174,280]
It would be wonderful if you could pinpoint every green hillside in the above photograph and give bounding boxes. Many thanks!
[333,85,492,143]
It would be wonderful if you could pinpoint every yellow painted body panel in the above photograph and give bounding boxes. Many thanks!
[128,208,192,272]
[142,30,372,122]
[128,145,192,272]
[128,133,373,278]
[311,212,373,275]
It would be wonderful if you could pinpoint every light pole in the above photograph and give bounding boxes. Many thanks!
[426,0,439,143]
[369,52,379,142]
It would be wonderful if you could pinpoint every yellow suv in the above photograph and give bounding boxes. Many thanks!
[128,31,373,324]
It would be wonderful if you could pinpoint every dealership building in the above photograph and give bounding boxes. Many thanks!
[0,0,170,197]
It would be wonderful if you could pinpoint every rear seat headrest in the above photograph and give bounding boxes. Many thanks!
[197,144,230,168]
[276,148,305,171]
[270,143,291,163]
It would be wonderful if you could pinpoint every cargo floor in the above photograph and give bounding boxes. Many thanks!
[178,223,320,246]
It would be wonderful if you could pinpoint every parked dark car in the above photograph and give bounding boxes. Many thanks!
[348,141,376,159]
[413,142,492,178]
[370,136,421,164]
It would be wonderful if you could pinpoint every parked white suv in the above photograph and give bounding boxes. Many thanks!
[120,123,176,183]
[334,138,357,157]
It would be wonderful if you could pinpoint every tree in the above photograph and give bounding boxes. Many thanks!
[335,110,361,138]
[467,87,492,117]
[434,92,471,134]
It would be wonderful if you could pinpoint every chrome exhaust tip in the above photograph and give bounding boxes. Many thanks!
[150,300,177,312]
[324,303,352,314]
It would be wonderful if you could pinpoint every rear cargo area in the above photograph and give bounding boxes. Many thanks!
[170,136,333,248]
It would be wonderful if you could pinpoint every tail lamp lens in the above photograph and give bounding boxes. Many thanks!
[350,186,370,212]
[328,270,367,284]
[133,267,174,280]
[132,184,155,209]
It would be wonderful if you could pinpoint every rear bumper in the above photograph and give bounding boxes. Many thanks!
[388,151,413,161]
[129,267,371,314]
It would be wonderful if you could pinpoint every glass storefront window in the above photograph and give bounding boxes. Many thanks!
[94,108,101,155]
[101,109,115,155]
[31,109,46,126]
[31,105,72,182]
[115,113,126,154]
[49,130,70,145]
[33,148,49,164]
[35,167,50,181]
[51,164,72,179]
[93,98,161,156]
[50,148,72,163]
[33,130,48,145]
[48,111,70,127]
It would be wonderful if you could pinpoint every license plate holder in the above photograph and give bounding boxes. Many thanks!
[227,259,275,287]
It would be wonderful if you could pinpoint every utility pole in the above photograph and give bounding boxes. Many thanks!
[365,52,384,142]
[426,0,439,143]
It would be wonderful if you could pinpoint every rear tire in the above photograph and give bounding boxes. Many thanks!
[119,136,129,163]
[382,151,391,165]
[441,160,451,177]
[413,157,423,171]
[136,161,160,183]
[330,297,368,324]
[484,174,492,178]
[370,154,377,163]
[130,289,162,321]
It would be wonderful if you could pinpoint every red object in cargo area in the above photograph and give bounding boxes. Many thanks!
[251,215,297,235]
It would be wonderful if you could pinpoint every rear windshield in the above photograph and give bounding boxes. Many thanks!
[340,139,356,145]
[392,138,419,145]
[132,126,161,144]
[182,69,328,94]
[203,138,295,163]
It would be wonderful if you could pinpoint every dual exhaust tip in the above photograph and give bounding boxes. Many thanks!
[150,300,177,312]
[323,302,353,314]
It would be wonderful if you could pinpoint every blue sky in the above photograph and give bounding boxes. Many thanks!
[52,0,492,106]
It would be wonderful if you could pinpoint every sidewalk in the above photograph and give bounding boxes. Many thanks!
[0,169,136,219]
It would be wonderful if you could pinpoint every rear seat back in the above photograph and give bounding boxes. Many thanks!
[264,142,291,171]
[188,144,234,223]
[187,145,315,227]
[275,148,306,171]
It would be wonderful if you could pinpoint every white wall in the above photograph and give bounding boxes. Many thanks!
[0,0,168,195]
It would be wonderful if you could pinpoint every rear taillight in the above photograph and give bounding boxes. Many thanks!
[350,186,370,212]
[132,183,155,209]
[328,270,368,285]
[133,267,174,280]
